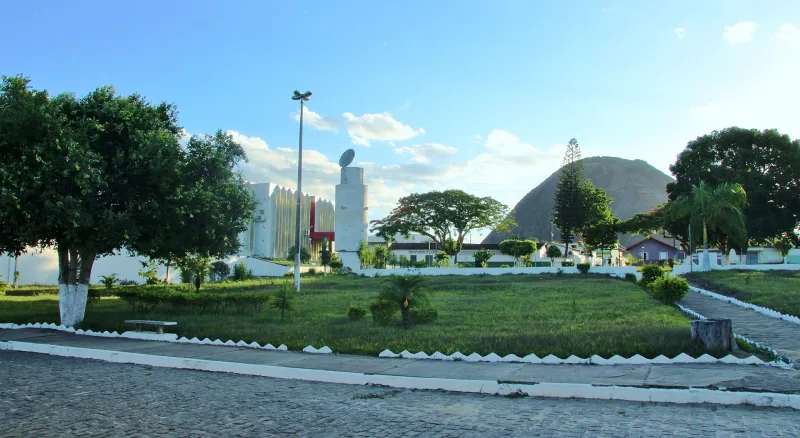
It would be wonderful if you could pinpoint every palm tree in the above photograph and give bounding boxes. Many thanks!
[671,181,747,271]
[378,275,431,329]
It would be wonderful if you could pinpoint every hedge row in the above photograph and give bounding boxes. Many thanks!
[115,289,270,314]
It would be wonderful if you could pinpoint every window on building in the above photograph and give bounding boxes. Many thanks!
[410,255,417,263]
[640,252,648,261]
[425,255,433,267]
[259,210,265,215]
[659,252,668,260]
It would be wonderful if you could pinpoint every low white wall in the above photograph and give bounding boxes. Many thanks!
[225,256,290,277]
[713,264,800,272]
[354,266,638,277]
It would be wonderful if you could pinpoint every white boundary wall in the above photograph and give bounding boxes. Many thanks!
[672,263,800,275]
[354,266,639,277]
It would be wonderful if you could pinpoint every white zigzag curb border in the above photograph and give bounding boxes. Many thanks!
[2,340,798,410]
[378,347,794,370]
[675,304,793,369]
[0,322,333,355]
[689,285,800,325]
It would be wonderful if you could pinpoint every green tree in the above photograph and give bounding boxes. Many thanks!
[583,217,621,266]
[553,138,585,250]
[546,244,562,264]
[670,181,747,270]
[499,238,537,267]
[370,190,512,263]
[377,275,431,329]
[667,127,800,247]
[320,236,332,273]
[287,246,311,264]
[211,261,230,281]
[0,76,251,327]
[473,248,493,267]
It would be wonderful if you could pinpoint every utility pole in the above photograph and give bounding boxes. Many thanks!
[291,90,312,292]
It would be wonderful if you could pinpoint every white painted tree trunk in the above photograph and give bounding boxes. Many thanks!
[59,283,89,327]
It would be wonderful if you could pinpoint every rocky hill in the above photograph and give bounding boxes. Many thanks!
[483,156,673,247]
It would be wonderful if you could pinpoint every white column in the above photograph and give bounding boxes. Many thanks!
[335,167,368,270]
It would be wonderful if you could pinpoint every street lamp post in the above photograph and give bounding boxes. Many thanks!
[292,90,312,292]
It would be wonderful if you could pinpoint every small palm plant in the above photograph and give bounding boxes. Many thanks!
[271,281,296,320]
[378,275,431,329]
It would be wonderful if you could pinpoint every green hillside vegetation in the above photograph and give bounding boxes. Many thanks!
[484,156,673,247]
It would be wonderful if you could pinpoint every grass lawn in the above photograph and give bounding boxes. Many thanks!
[0,274,703,359]
[684,270,800,317]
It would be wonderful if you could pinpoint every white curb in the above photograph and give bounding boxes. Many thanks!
[688,286,800,325]
[2,341,798,410]
[0,321,332,356]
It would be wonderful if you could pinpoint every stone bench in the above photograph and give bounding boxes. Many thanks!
[124,319,177,334]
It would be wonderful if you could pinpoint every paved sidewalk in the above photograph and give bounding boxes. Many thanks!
[6,351,800,438]
[2,328,799,395]
[4,351,799,437]
[680,290,800,366]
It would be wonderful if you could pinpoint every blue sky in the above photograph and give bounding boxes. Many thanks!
[3,0,799,234]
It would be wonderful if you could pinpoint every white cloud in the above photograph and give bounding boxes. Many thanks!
[771,23,800,44]
[292,107,340,132]
[295,109,425,147]
[473,134,483,143]
[674,28,687,40]
[723,21,757,44]
[343,112,425,147]
[394,143,458,163]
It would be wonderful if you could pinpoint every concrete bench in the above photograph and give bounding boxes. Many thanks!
[124,319,177,334]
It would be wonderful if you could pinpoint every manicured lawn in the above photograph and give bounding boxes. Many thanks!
[0,275,703,359]
[684,270,800,317]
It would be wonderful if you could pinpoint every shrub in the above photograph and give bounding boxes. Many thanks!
[667,258,675,268]
[271,282,295,320]
[410,307,438,324]
[561,260,575,267]
[288,246,311,264]
[0,281,8,295]
[576,263,591,274]
[639,264,665,288]
[347,305,367,321]
[224,292,270,314]
[119,279,138,286]
[99,274,119,289]
[232,262,255,281]
[369,300,397,326]
[651,276,689,304]
[624,273,637,282]
[4,289,36,297]
[473,248,493,267]
[308,267,317,275]
[657,259,666,267]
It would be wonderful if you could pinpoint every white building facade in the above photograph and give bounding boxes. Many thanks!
[238,183,334,260]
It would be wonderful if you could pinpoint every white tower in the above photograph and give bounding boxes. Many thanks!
[335,150,368,270]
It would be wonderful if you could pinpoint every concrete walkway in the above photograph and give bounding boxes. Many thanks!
[2,328,799,395]
[680,290,800,366]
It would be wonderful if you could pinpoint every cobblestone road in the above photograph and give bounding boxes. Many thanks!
[680,290,800,365]
[2,352,799,437]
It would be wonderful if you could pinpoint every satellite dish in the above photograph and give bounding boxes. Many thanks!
[339,149,356,168]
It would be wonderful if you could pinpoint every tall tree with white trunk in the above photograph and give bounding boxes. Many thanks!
[0,75,253,326]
